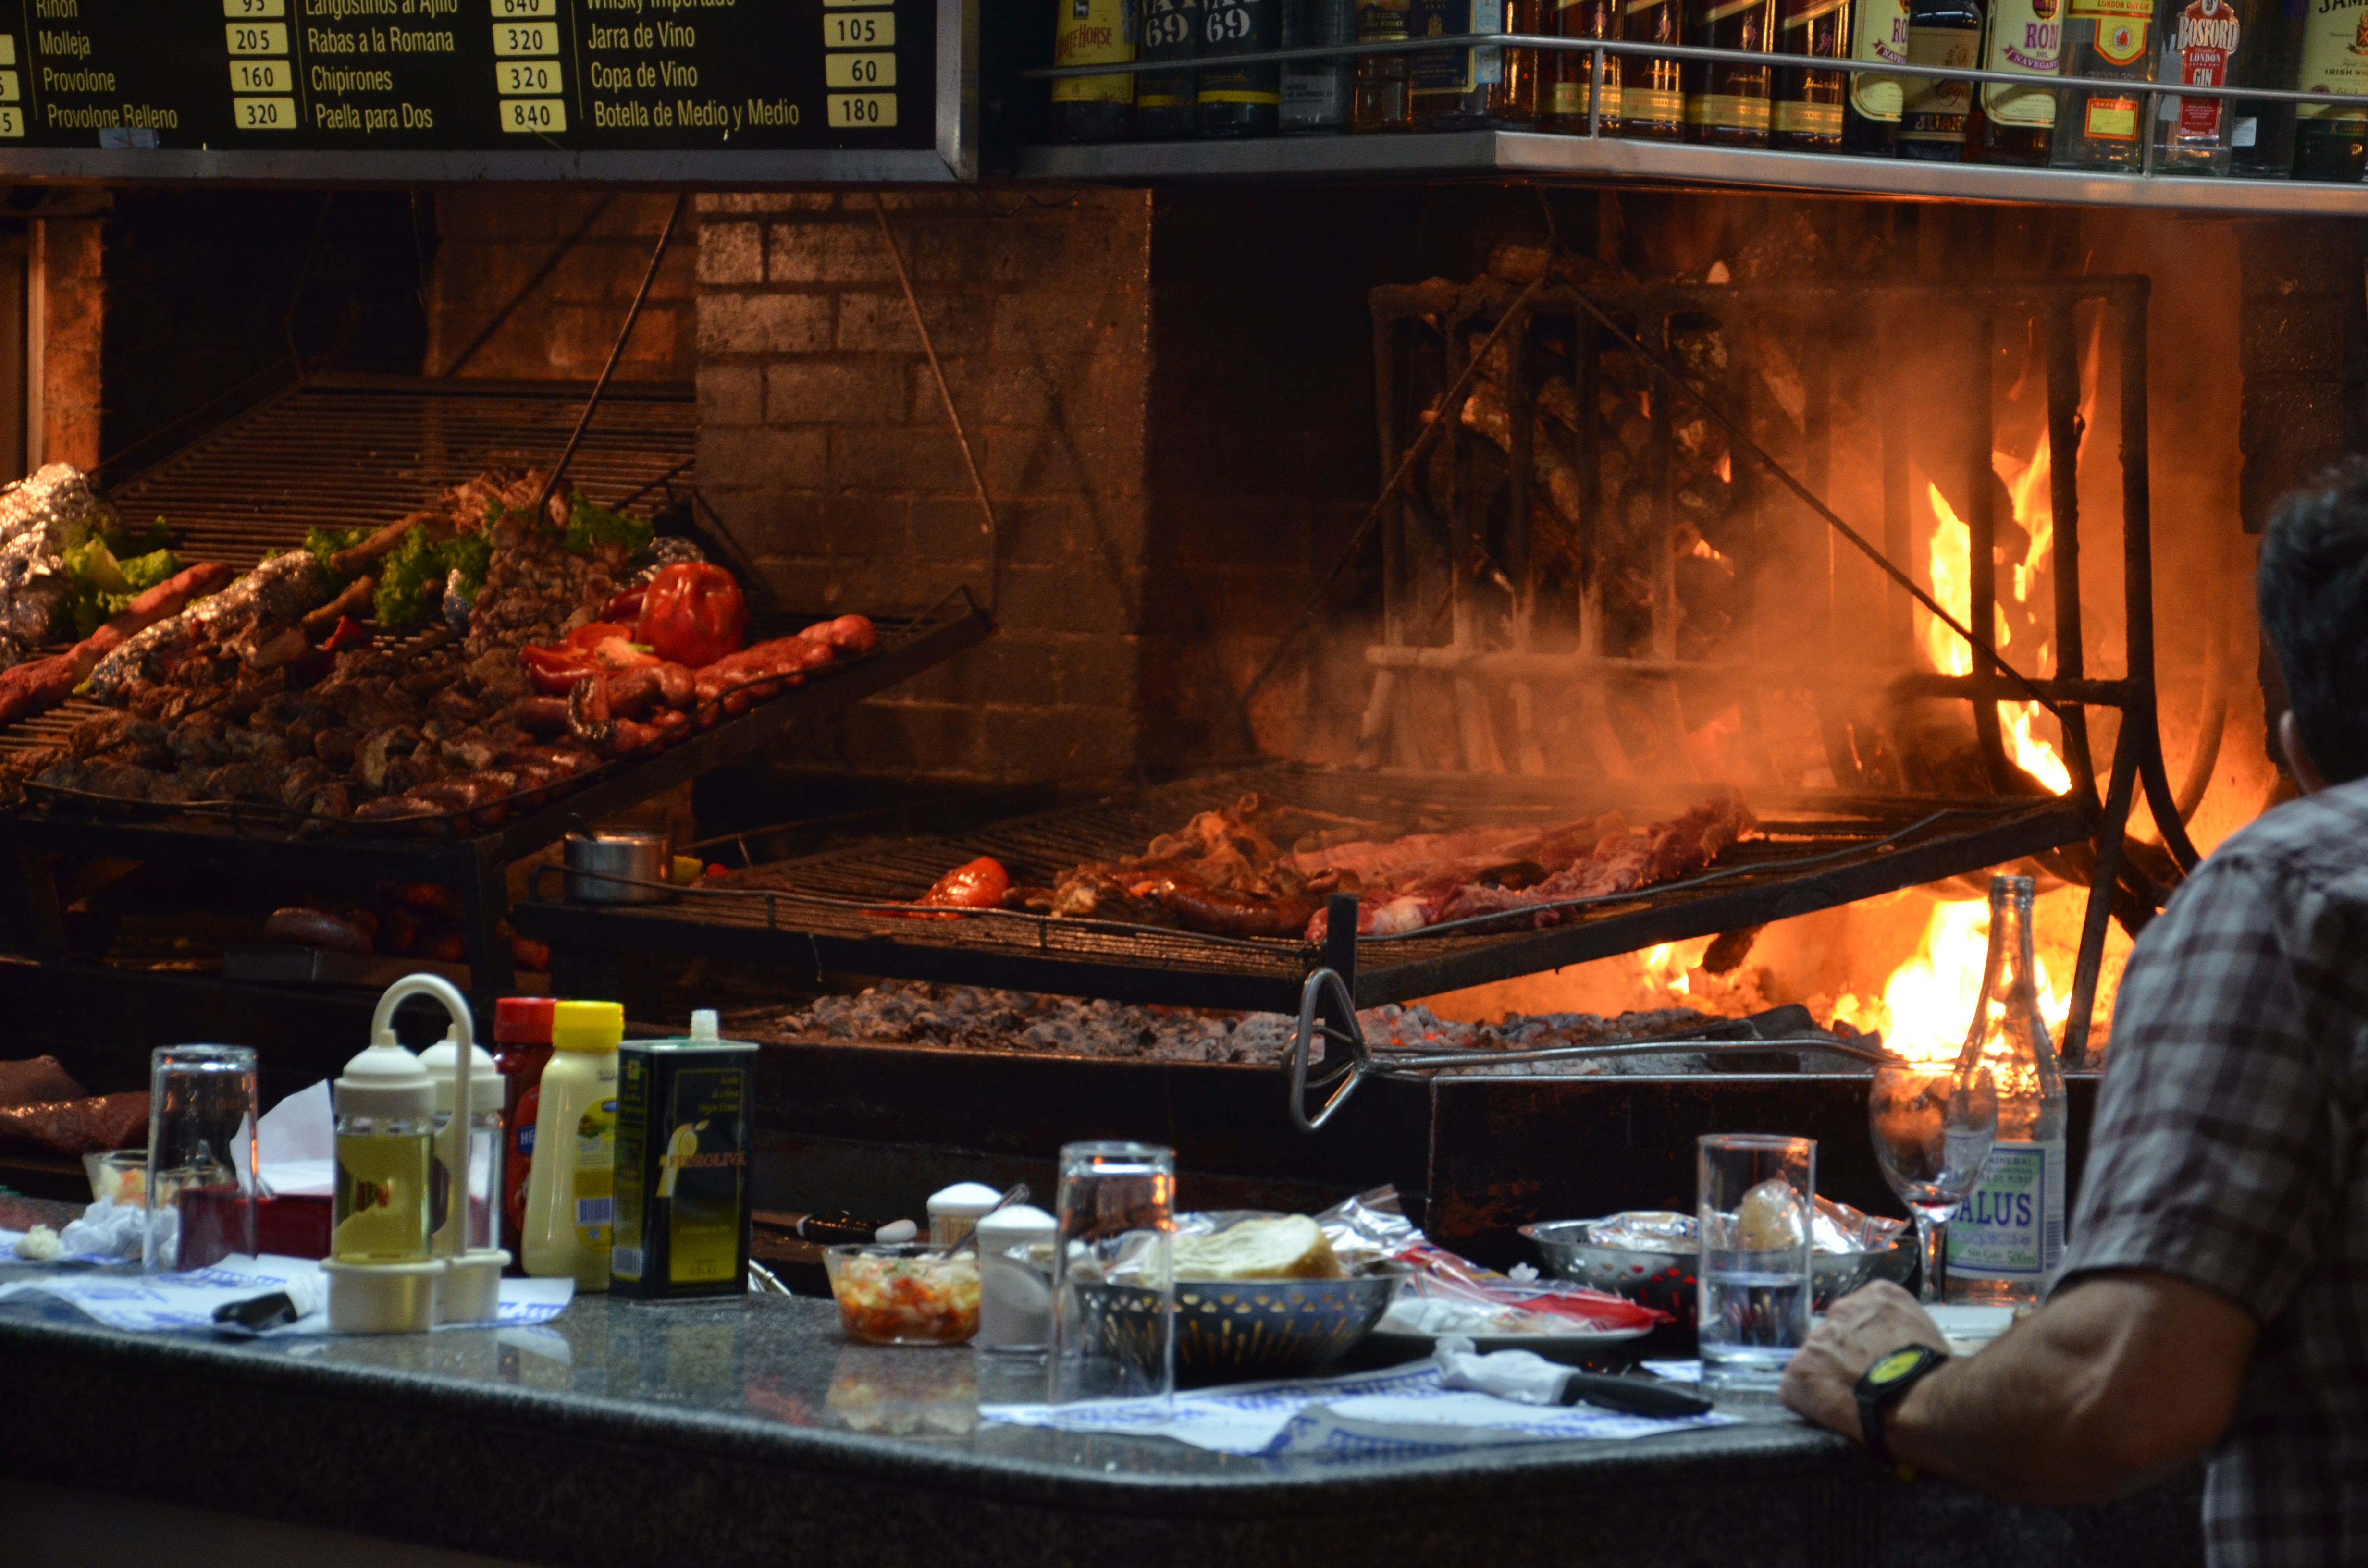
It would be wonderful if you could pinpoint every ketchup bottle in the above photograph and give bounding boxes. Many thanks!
[493,996,556,1277]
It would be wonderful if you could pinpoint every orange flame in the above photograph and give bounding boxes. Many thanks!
[1916,434,2073,796]
[1828,897,2074,1068]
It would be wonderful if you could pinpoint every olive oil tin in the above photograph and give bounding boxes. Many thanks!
[611,1033,756,1300]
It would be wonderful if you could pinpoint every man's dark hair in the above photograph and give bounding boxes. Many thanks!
[2258,466,2368,785]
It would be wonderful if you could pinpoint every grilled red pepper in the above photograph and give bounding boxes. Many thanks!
[519,622,662,693]
[908,857,1010,919]
[634,563,748,669]
[518,643,600,695]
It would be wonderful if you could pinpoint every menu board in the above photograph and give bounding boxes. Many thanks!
[0,0,944,159]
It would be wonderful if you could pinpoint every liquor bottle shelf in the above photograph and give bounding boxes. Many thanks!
[1013,129,2368,217]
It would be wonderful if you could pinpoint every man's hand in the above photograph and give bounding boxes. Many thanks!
[1779,1281,1951,1442]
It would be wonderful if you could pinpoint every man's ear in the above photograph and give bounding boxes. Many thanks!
[2280,710,2331,796]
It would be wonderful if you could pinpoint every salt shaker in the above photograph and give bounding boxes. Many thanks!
[926,1181,1005,1248]
[973,1202,1058,1355]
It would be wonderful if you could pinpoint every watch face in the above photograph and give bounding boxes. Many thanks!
[1869,1347,1930,1386]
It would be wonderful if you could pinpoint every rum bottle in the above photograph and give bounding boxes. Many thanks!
[1284,0,1358,129]
[1624,0,1690,133]
[1411,0,1541,126]
[1200,0,1285,134]
[2051,0,2156,168]
[2153,0,2244,170]
[1543,0,1625,130]
[1944,875,2067,1308]
[1898,0,1983,157]
[1843,0,1911,148]
[1138,0,1201,139]
[1974,0,2061,160]
[1355,0,1417,127]
[1051,0,1138,141]
[1686,0,1779,144]
[1774,0,1851,148]
[2290,0,2368,179]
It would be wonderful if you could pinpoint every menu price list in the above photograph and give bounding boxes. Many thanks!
[0,0,931,151]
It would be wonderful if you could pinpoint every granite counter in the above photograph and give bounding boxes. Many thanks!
[0,1196,2201,1568]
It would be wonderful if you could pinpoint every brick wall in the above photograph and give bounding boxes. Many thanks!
[692,189,1152,782]
[2236,220,2368,533]
[427,191,696,382]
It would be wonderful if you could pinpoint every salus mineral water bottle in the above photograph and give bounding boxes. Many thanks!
[1945,874,2067,1307]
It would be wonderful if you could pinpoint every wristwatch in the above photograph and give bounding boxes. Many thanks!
[1855,1344,1949,1479]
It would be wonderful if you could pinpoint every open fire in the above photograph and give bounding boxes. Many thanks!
[1422,322,2142,1064]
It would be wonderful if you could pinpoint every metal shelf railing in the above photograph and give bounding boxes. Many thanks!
[1017,32,2368,206]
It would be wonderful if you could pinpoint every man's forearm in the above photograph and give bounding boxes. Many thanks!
[1884,1278,2249,1505]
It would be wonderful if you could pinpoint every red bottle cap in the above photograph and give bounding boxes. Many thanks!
[494,996,556,1045]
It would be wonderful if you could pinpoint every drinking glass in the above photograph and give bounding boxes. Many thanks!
[1697,1133,1816,1392]
[1047,1141,1175,1412]
[146,1045,259,1274]
[1869,1062,1998,1303]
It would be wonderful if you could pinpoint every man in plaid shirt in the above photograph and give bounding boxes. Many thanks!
[1783,471,2368,1565]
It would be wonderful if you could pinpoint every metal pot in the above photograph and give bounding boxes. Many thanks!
[564,829,674,905]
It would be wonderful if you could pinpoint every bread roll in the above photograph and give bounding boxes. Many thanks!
[1171,1215,1345,1282]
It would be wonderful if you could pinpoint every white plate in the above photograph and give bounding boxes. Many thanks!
[1362,1324,1654,1366]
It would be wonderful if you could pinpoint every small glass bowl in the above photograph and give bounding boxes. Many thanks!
[823,1243,981,1346]
[82,1149,146,1206]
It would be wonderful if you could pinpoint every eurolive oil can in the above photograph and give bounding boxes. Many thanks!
[610,1011,756,1300]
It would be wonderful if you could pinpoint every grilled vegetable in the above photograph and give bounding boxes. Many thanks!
[633,563,746,668]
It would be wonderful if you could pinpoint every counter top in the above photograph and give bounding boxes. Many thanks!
[0,1196,2201,1568]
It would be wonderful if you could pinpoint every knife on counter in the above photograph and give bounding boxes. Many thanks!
[1554,1370,1714,1418]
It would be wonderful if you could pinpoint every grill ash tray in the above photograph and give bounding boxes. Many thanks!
[513,765,2093,1014]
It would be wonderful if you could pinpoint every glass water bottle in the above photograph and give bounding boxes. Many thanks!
[1944,874,2068,1307]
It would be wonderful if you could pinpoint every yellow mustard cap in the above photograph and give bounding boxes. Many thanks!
[551,999,625,1053]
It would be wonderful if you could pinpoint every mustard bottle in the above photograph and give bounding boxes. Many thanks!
[332,1040,435,1265]
[522,1000,623,1291]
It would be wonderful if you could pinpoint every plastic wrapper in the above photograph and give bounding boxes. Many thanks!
[1587,1196,1908,1256]
[1317,1187,1666,1336]
[1135,1192,1662,1335]
[0,463,117,662]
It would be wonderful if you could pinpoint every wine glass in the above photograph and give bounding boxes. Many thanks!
[1868,1062,1998,1304]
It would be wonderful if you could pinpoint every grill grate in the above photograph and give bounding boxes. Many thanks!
[512,765,2093,1013]
[106,373,698,568]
